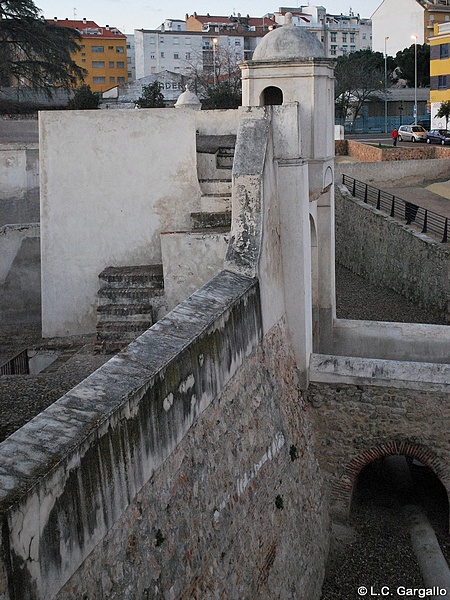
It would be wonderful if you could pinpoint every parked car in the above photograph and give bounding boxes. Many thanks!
[413,118,431,130]
[398,125,428,142]
[426,129,450,145]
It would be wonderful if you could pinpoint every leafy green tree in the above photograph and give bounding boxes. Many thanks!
[67,84,99,109]
[134,81,165,108]
[394,44,430,88]
[0,0,85,93]
[334,50,394,123]
[435,100,450,130]
[201,81,241,109]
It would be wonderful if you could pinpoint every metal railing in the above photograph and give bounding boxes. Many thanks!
[0,348,29,375]
[342,175,449,244]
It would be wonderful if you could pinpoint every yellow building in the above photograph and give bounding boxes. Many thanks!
[50,19,128,93]
[430,22,450,125]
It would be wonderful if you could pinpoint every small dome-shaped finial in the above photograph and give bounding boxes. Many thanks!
[285,12,293,26]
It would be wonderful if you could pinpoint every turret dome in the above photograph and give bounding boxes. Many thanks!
[252,13,324,62]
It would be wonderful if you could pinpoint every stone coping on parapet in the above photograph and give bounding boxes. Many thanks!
[309,353,450,391]
[0,269,260,510]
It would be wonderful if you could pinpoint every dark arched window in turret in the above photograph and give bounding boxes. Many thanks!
[261,86,283,106]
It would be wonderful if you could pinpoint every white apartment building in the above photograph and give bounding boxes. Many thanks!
[126,34,136,81]
[273,6,372,57]
[134,15,273,80]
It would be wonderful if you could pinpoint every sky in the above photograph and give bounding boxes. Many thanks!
[34,1,382,34]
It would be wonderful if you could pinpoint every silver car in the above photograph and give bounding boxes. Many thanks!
[398,125,428,143]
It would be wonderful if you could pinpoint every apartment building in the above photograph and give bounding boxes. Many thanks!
[372,0,450,55]
[430,21,450,124]
[134,13,276,80]
[273,6,372,57]
[50,19,128,92]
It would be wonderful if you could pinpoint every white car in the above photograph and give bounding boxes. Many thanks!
[397,125,428,143]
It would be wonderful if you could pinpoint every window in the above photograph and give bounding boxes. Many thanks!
[342,33,347,42]
[331,32,337,42]
[117,61,125,68]
[128,72,132,78]
[127,57,131,63]
[118,77,125,83]
[350,45,356,53]
[81,59,86,63]
[342,45,348,55]
[150,36,156,44]
[430,15,435,20]
[108,46,114,50]
[362,33,366,39]
[159,37,164,43]
[109,61,114,68]
[185,37,191,45]
[161,51,165,58]
[92,46,104,53]
[350,34,355,43]
[81,52,86,57]
[92,61,105,68]
[235,39,241,46]
[126,44,131,49]
[110,77,115,83]
[331,45,337,56]
[80,45,85,50]
[93,76,105,83]
[150,52,156,59]
[438,75,447,89]
[174,53,179,59]
[185,52,191,59]
[116,46,125,53]
[173,37,179,44]
[440,44,449,59]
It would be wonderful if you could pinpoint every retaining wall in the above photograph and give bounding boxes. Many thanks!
[0,270,328,600]
[0,223,41,323]
[307,378,450,522]
[335,184,450,322]
[335,139,450,162]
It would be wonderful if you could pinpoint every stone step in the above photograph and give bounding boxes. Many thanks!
[98,264,164,289]
[217,148,234,170]
[97,304,155,323]
[198,178,232,195]
[96,320,153,333]
[190,211,231,230]
[200,194,232,213]
[97,287,164,305]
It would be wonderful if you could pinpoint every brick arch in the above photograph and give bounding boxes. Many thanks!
[331,441,450,520]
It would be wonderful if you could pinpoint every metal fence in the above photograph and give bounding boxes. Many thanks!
[342,175,449,244]
[0,348,29,375]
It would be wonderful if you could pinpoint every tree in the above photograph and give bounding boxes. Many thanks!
[134,81,165,108]
[334,50,394,124]
[394,44,430,88]
[201,81,241,109]
[184,43,242,103]
[67,84,99,109]
[435,100,450,130]
[0,0,85,93]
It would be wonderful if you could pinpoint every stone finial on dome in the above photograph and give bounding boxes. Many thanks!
[175,84,202,110]
[285,12,293,26]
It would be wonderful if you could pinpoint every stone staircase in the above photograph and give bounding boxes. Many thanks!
[95,135,236,354]
[195,134,235,231]
[96,265,165,354]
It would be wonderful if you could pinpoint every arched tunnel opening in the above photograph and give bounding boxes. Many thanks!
[321,456,450,599]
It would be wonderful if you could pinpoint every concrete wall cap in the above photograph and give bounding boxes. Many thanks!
[252,13,324,62]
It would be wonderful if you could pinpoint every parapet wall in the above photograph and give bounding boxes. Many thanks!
[335,139,450,162]
[0,270,328,599]
[335,184,450,322]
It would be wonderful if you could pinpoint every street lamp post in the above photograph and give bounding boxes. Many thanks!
[411,34,418,125]
[384,36,389,133]
[212,37,218,86]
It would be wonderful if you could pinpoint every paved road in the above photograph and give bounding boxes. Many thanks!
[0,119,39,143]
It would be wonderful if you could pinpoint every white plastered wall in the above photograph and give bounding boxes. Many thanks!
[371,0,424,55]
[40,109,202,337]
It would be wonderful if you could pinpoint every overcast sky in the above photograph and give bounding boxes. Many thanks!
[35,1,382,34]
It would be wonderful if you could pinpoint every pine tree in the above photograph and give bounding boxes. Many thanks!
[0,0,85,93]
